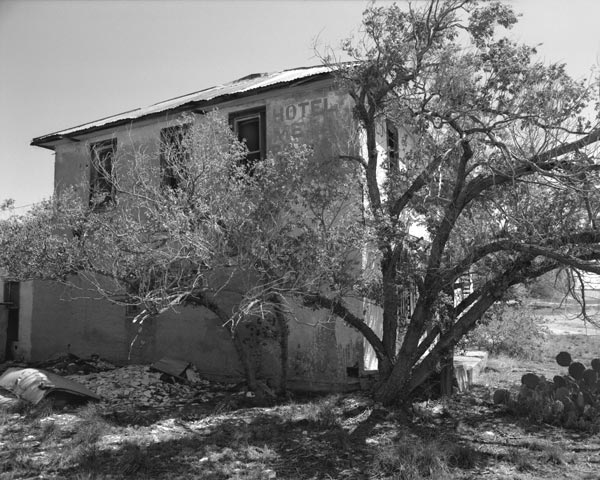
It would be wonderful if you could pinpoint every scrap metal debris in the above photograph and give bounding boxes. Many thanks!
[0,367,101,405]
[151,357,196,383]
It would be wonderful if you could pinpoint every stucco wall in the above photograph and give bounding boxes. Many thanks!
[27,279,127,362]
[36,79,366,389]
[287,304,363,391]
[23,279,244,378]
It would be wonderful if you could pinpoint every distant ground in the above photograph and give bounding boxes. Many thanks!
[528,297,600,336]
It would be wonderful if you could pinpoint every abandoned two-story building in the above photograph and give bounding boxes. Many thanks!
[1,65,410,390]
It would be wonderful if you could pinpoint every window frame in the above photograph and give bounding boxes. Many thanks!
[159,123,191,189]
[89,138,117,208]
[229,107,266,172]
[386,120,399,169]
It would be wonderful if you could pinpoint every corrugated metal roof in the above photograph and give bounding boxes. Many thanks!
[31,65,334,148]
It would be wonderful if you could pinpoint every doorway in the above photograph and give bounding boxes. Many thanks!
[2,281,19,361]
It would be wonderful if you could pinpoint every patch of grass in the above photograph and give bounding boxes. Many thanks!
[71,442,103,473]
[506,447,536,472]
[371,432,452,479]
[447,443,477,469]
[281,394,342,428]
[117,442,152,476]
[1,448,41,476]
[51,403,112,473]
[519,437,554,451]
[309,395,341,427]
[38,417,60,443]
[7,398,53,420]
[73,403,109,445]
[517,438,571,464]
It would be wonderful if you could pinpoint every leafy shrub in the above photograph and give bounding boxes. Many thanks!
[462,305,549,360]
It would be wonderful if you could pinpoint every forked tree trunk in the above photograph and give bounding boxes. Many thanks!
[374,299,436,405]
[188,293,271,401]
[231,329,263,398]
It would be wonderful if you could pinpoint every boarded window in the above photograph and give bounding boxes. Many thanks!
[90,139,116,208]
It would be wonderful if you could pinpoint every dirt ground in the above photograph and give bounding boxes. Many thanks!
[1,307,600,479]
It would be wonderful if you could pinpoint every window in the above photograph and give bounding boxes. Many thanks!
[386,120,399,169]
[125,303,142,318]
[90,139,116,207]
[160,124,190,189]
[229,107,266,173]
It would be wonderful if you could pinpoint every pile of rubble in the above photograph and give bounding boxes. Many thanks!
[66,364,230,409]
[33,353,116,376]
[1,354,252,410]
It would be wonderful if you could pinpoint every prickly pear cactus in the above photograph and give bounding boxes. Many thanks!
[502,350,600,431]
[569,362,586,380]
[493,388,510,405]
[556,351,572,367]
[583,369,597,387]
[521,373,540,389]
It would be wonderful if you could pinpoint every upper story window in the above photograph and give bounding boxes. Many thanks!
[229,107,266,173]
[386,120,399,169]
[160,124,190,189]
[90,139,116,208]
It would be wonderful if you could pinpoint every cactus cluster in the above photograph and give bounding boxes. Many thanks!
[493,351,600,431]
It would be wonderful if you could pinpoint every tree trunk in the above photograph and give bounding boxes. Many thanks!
[439,349,454,396]
[187,293,269,401]
[439,287,455,396]
[231,329,264,400]
[381,253,399,363]
[374,298,436,405]
[273,299,289,396]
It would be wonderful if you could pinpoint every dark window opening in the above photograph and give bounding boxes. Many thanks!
[160,124,190,189]
[229,107,266,174]
[125,304,142,318]
[386,120,399,169]
[90,139,116,208]
[3,281,19,361]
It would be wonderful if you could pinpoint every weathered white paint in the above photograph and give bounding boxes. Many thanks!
[27,76,371,391]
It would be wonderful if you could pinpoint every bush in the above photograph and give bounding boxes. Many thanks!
[462,305,549,360]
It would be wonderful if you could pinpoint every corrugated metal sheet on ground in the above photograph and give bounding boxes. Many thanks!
[150,357,190,379]
[0,367,101,405]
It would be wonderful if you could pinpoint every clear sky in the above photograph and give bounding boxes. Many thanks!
[1,0,599,211]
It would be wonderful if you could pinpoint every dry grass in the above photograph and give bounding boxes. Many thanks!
[1,308,600,478]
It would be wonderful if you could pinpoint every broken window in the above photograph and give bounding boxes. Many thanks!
[160,124,190,189]
[229,107,266,174]
[89,139,116,208]
[386,120,399,170]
